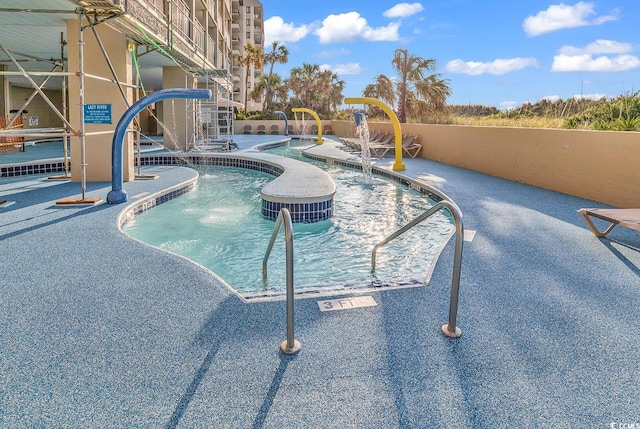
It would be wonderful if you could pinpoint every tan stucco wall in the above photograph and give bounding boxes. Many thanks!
[162,67,196,150]
[67,19,134,183]
[10,87,63,130]
[332,121,639,208]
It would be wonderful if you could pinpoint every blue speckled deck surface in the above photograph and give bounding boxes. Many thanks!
[1,135,639,428]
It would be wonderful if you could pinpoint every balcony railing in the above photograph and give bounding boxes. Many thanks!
[171,0,191,41]
[193,18,205,53]
[206,0,216,15]
[206,33,216,66]
[108,0,231,71]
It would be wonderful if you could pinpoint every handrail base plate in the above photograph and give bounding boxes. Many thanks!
[280,339,301,355]
[441,324,462,338]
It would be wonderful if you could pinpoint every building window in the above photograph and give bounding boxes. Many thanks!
[246,6,251,13]
[246,31,251,39]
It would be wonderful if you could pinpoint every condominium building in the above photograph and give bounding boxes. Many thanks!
[0,0,239,182]
[231,0,264,112]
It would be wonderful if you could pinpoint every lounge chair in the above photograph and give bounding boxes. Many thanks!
[270,124,279,135]
[256,124,266,135]
[401,134,422,158]
[311,124,319,134]
[341,131,388,151]
[324,124,334,135]
[287,125,295,135]
[578,208,640,237]
[242,125,252,134]
[367,134,395,157]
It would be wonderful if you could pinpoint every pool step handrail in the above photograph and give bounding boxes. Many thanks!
[371,199,464,338]
[263,208,301,354]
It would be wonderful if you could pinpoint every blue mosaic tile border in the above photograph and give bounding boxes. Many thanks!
[141,154,283,177]
[262,199,333,223]
[1,161,66,177]
[129,182,197,218]
[141,154,333,223]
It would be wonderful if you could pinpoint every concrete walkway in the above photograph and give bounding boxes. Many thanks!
[1,136,638,428]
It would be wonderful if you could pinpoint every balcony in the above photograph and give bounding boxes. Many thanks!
[97,0,232,71]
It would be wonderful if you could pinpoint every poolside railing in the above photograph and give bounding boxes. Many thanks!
[372,200,464,338]
[263,208,301,354]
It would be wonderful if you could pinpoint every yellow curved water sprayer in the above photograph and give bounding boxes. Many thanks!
[292,107,322,144]
[344,97,405,171]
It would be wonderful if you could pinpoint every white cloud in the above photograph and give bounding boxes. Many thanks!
[314,12,400,44]
[572,93,608,100]
[264,16,310,45]
[558,39,632,55]
[383,2,424,18]
[501,101,519,109]
[551,54,640,72]
[445,57,539,75]
[522,2,618,37]
[320,63,362,75]
[542,95,562,102]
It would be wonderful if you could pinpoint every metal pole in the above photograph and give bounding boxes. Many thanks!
[88,24,130,108]
[263,208,301,354]
[78,13,87,199]
[441,201,464,338]
[280,209,300,355]
[61,32,70,177]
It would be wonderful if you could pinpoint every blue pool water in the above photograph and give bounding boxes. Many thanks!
[124,141,454,299]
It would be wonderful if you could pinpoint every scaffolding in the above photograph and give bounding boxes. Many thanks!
[193,68,236,151]
[1,1,236,198]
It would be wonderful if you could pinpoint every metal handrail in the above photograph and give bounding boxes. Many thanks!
[263,208,301,354]
[371,200,464,338]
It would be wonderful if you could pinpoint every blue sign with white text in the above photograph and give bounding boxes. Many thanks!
[84,104,112,124]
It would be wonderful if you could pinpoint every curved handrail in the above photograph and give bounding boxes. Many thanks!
[263,208,301,354]
[107,88,212,204]
[371,200,464,338]
[345,97,405,171]
[291,107,322,144]
[275,110,289,136]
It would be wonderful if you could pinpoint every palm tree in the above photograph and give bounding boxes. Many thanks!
[363,74,395,118]
[326,71,345,114]
[237,43,264,114]
[286,63,319,109]
[263,41,289,112]
[385,49,452,123]
[250,73,285,111]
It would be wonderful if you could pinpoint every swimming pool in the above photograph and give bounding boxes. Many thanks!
[124,140,455,299]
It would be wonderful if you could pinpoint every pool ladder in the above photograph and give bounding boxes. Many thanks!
[264,200,464,356]
[372,199,464,338]
[263,208,301,354]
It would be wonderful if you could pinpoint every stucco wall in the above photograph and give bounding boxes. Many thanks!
[332,120,639,208]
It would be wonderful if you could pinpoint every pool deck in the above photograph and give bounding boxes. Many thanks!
[1,136,639,428]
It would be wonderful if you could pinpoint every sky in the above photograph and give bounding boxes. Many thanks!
[260,0,640,109]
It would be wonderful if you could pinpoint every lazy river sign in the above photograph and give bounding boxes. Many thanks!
[83,104,112,124]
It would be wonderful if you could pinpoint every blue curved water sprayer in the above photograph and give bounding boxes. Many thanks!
[107,88,212,204]
[275,110,288,135]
